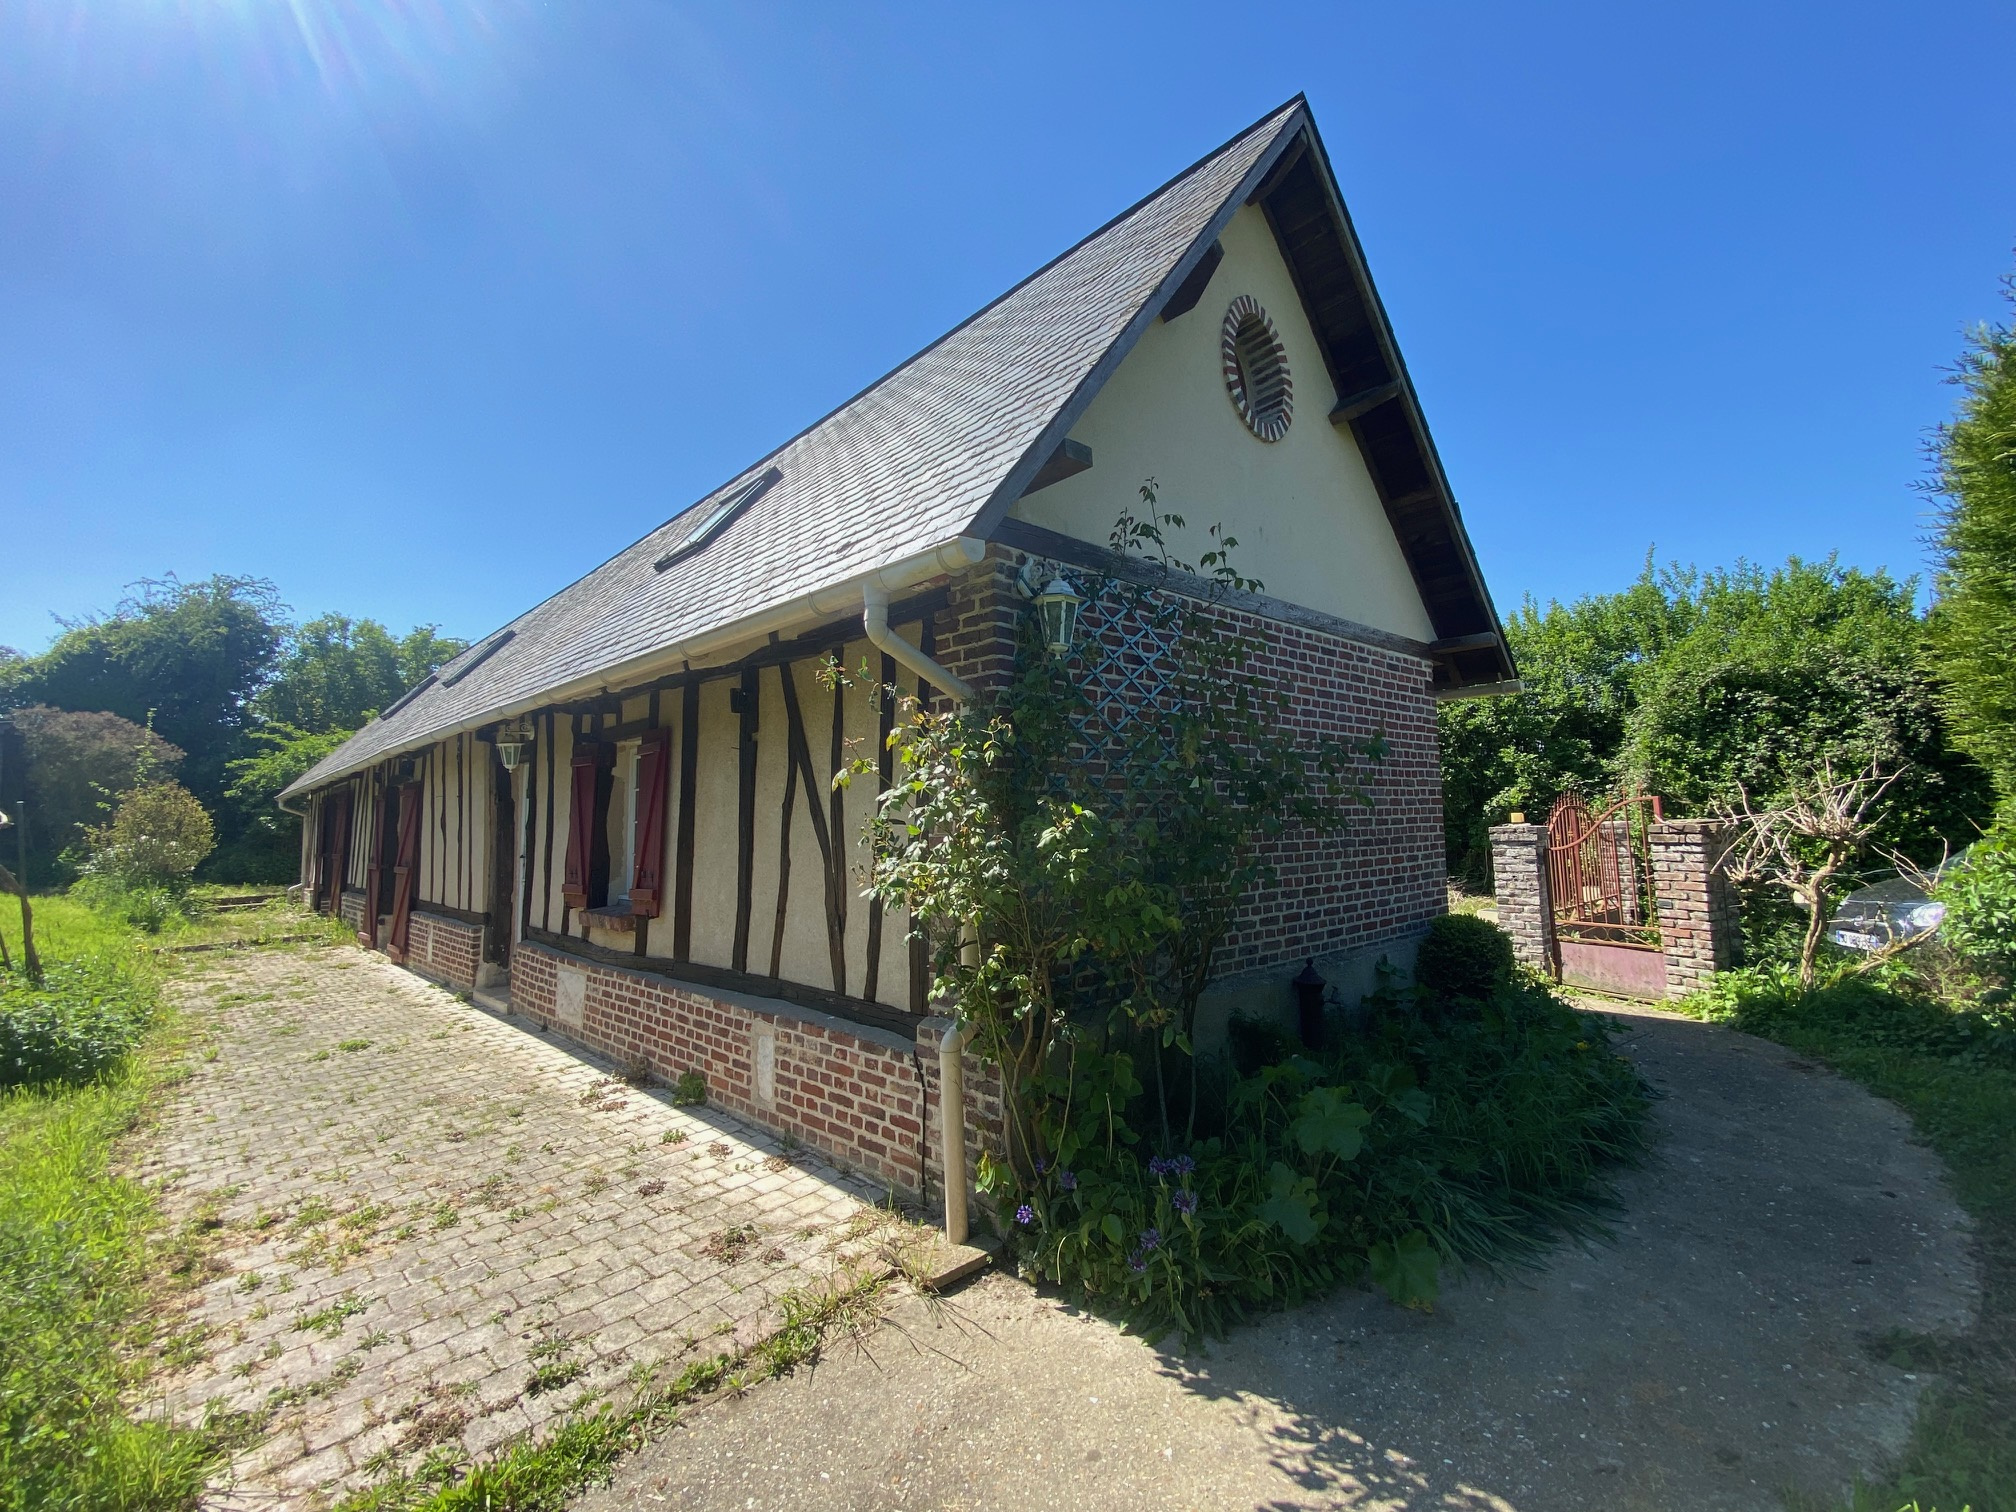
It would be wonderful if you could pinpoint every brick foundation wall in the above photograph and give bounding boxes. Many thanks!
[339,890,365,933]
[403,911,483,993]
[511,940,1005,1201]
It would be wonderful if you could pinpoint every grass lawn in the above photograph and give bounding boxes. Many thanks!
[1683,971,2016,1512]
[0,894,252,1511]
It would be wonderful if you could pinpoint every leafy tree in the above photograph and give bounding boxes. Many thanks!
[1439,563,1691,886]
[3,707,184,886]
[11,575,286,821]
[252,614,465,734]
[1926,275,2016,808]
[1626,559,1988,864]
[1440,556,1992,887]
[214,616,463,883]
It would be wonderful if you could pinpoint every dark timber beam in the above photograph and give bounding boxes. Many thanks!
[1018,438,1093,498]
[1430,632,1502,655]
[1158,239,1224,322]
[1329,380,1403,426]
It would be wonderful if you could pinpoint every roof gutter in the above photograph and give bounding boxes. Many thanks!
[862,583,974,703]
[282,536,991,800]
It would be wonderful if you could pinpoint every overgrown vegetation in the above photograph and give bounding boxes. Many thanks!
[1438,556,1993,889]
[0,896,225,1511]
[866,494,1648,1340]
[1,579,464,884]
[1926,273,2016,813]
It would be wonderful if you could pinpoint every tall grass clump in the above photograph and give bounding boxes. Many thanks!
[0,896,218,1511]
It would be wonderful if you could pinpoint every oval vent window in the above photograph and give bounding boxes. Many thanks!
[1221,295,1293,442]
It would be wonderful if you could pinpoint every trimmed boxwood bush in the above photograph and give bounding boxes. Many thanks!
[1416,913,1516,1005]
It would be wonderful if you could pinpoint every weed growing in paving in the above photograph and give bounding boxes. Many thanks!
[294,1294,367,1337]
[338,1038,373,1053]
[524,1337,587,1397]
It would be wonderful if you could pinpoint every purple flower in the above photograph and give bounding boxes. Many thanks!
[1035,1157,1048,1175]
[1128,1254,1148,1274]
[1172,1188,1197,1216]
[1172,1154,1196,1177]
[1015,1204,1034,1226]
[1058,1169,1077,1192]
[1147,1156,1172,1178]
[1138,1227,1162,1251]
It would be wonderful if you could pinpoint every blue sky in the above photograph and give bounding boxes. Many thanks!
[4,1,2012,654]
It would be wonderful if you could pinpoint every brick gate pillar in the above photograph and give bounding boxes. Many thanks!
[1649,819,1740,1000]
[1489,822,1556,976]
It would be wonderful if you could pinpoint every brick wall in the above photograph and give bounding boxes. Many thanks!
[339,890,365,933]
[938,546,1446,978]
[404,911,483,993]
[511,940,1008,1201]
[1488,823,1555,974]
[1651,819,1741,999]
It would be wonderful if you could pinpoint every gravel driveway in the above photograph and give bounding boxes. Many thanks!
[577,1003,1980,1511]
[141,943,890,1508]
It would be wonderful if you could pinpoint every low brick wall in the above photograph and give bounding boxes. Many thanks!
[339,890,366,933]
[403,911,483,993]
[511,940,1004,1202]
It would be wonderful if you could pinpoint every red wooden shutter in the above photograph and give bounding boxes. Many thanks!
[629,729,672,917]
[562,746,600,910]
[360,781,384,947]
[388,781,424,960]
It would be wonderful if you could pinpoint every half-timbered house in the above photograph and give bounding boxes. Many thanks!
[281,96,1514,1206]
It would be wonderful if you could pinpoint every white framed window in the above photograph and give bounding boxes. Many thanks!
[609,738,642,906]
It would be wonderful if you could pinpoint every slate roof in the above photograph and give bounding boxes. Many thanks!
[286,96,1503,799]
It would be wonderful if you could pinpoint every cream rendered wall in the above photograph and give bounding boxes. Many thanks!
[1008,204,1435,643]
[685,680,741,969]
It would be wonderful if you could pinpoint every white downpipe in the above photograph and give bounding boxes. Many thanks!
[938,1014,978,1245]
[861,582,974,703]
[866,576,981,1244]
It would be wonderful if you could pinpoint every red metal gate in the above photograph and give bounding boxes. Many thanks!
[1546,792,1665,998]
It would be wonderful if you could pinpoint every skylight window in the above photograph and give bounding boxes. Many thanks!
[653,467,782,571]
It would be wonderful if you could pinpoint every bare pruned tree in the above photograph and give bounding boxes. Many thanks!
[1715,759,1902,988]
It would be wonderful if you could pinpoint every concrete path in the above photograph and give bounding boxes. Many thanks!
[579,1004,1979,1512]
[141,944,890,1508]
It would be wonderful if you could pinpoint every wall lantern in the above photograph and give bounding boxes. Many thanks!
[1034,577,1084,655]
[494,721,535,772]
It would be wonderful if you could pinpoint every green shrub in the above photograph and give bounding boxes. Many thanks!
[0,958,154,1090]
[79,780,215,893]
[1415,913,1516,1005]
[1938,829,2016,985]
[1696,964,2016,1069]
[670,1070,706,1107]
[999,976,1648,1341]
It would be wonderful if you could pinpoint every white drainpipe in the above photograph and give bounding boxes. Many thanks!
[861,581,982,1244]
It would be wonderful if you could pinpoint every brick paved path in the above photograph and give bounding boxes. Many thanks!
[142,944,888,1508]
